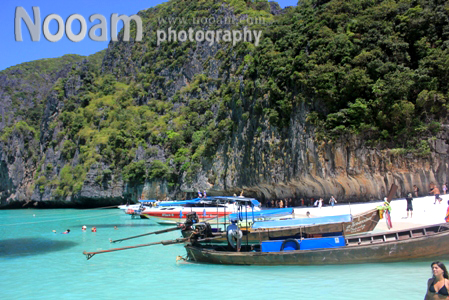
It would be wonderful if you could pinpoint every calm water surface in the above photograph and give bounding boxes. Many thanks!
[0,209,434,299]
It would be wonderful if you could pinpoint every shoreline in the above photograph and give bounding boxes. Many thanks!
[292,194,449,232]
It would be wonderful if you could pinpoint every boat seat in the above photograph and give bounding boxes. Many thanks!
[411,229,426,237]
[397,231,411,240]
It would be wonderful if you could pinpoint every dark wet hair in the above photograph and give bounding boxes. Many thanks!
[431,261,449,279]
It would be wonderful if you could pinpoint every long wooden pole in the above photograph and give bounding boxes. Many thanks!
[84,238,187,260]
[110,226,180,243]
[83,235,226,260]
[111,214,223,244]
[386,184,398,203]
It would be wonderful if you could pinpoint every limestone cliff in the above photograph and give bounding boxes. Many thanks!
[0,0,448,208]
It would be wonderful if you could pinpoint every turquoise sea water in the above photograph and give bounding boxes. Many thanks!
[0,208,436,299]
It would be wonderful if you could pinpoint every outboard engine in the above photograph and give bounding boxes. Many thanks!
[184,212,199,230]
[226,223,243,252]
[195,222,213,238]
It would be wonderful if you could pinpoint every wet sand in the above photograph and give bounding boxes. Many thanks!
[292,194,449,232]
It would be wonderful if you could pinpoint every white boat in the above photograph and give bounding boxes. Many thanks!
[140,196,261,225]
[118,200,157,217]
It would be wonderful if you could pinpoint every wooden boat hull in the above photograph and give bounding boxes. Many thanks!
[250,208,380,236]
[182,208,380,243]
[185,224,449,265]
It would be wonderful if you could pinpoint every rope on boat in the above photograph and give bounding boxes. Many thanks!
[0,211,119,227]
[84,205,122,209]
[176,254,188,263]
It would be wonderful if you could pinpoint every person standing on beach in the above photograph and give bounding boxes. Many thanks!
[413,185,420,197]
[329,196,337,208]
[405,193,413,218]
[443,183,448,195]
[430,183,442,204]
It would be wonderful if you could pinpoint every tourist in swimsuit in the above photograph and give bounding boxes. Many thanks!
[430,183,442,204]
[425,261,449,299]
[414,185,420,197]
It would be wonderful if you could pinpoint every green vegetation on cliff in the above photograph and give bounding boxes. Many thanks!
[251,0,449,151]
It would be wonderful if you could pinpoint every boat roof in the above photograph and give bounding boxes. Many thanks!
[138,200,157,203]
[228,208,293,221]
[210,196,260,207]
[158,199,202,207]
[252,214,353,229]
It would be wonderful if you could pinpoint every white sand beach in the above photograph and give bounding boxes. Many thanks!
[293,194,449,232]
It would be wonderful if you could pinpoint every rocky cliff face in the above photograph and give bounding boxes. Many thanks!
[187,103,449,202]
[1,0,448,208]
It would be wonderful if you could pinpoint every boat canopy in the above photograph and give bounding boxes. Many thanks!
[138,200,157,203]
[211,196,260,207]
[252,214,353,229]
[158,199,202,207]
[228,208,293,221]
[158,196,260,207]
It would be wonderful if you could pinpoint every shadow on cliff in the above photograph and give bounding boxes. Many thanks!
[0,238,77,258]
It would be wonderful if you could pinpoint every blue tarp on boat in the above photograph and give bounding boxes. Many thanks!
[261,236,346,252]
[252,214,352,229]
[228,208,293,221]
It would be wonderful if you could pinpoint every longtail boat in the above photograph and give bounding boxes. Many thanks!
[182,183,398,242]
[184,223,449,265]
[181,208,381,244]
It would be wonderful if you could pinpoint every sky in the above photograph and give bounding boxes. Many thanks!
[0,0,298,72]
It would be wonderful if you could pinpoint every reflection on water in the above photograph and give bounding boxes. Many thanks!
[0,209,433,299]
[0,238,78,258]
